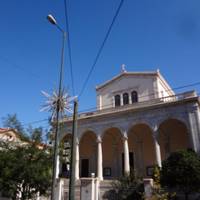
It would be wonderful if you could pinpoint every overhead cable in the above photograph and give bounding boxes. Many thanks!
[64,0,75,96]
[78,0,125,98]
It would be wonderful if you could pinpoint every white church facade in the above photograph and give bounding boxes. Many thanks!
[58,69,200,199]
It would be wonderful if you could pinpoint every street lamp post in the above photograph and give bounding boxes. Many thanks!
[47,14,66,200]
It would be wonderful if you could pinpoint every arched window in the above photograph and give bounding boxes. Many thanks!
[131,91,138,103]
[123,93,129,105]
[115,95,121,107]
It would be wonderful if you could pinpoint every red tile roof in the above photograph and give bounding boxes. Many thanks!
[0,128,11,133]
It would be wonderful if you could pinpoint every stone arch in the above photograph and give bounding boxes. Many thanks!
[61,133,72,142]
[128,123,155,177]
[158,118,190,160]
[79,130,97,177]
[102,127,123,178]
[157,115,189,132]
[59,132,72,143]
[127,120,154,133]
[101,126,124,139]
[79,128,98,141]
[60,126,72,141]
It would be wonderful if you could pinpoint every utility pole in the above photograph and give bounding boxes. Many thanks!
[46,14,66,200]
[69,99,78,200]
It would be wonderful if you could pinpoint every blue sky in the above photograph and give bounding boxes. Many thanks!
[0,0,200,129]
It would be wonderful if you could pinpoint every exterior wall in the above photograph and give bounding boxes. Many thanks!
[96,72,174,110]
[156,76,174,100]
[97,75,156,110]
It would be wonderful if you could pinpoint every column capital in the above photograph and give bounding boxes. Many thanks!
[75,138,79,145]
[122,135,128,141]
[120,127,129,138]
[96,136,102,143]
[152,124,159,139]
[152,124,159,132]
[152,133,158,140]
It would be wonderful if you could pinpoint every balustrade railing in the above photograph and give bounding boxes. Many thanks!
[64,90,197,121]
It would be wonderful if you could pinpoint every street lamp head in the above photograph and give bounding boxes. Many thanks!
[47,14,57,25]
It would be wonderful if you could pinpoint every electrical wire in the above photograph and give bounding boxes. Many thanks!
[21,118,49,127]
[64,0,75,96]
[0,55,53,85]
[78,0,125,98]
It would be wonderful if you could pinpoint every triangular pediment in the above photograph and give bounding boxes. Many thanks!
[96,71,158,91]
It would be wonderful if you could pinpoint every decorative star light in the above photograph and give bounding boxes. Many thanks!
[40,89,76,120]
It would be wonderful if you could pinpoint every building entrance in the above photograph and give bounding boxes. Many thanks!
[81,159,89,177]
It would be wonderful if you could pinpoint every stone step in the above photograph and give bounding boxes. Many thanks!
[100,180,113,188]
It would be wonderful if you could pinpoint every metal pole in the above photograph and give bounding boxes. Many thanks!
[69,100,78,200]
[51,31,66,200]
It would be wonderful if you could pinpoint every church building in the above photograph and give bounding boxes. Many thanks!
[58,68,200,199]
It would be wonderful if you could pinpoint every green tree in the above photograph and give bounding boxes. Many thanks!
[2,113,28,141]
[1,113,50,144]
[161,149,200,200]
[0,141,52,200]
[27,126,43,143]
[150,165,176,200]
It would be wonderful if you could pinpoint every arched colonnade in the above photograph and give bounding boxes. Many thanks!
[61,118,190,180]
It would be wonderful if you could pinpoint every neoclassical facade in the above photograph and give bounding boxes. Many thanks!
[58,70,200,199]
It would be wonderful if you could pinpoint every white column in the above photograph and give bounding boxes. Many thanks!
[153,135,162,168]
[91,173,95,200]
[97,137,103,180]
[123,136,130,175]
[56,154,60,178]
[120,94,123,106]
[112,96,115,108]
[188,105,200,153]
[75,139,80,180]
[95,179,99,200]
[129,92,132,104]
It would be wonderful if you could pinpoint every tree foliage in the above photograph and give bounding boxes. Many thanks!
[0,113,53,199]
[150,165,176,200]
[27,126,43,143]
[2,113,51,144]
[0,141,52,199]
[103,171,144,200]
[2,113,28,141]
[161,149,200,200]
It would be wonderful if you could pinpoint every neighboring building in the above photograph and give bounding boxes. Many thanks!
[58,69,200,199]
[0,128,21,143]
[0,128,48,200]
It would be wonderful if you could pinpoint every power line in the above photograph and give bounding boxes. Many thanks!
[21,118,49,127]
[0,55,53,85]
[0,118,50,134]
[64,0,75,96]
[78,0,125,98]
